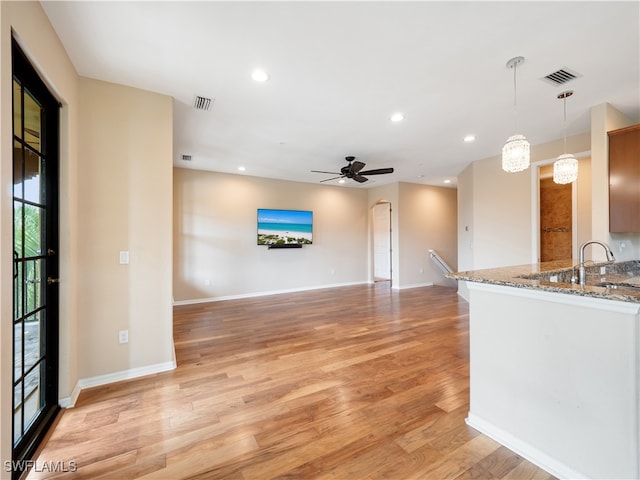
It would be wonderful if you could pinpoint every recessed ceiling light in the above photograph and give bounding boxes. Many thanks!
[391,112,404,122]
[464,135,476,143]
[338,179,346,184]
[444,179,452,184]
[238,166,246,172]
[251,69,269,82]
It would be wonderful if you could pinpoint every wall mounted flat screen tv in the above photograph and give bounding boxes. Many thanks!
[257,209,313,245]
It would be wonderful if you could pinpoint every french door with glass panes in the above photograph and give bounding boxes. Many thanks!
[12,39,60,476]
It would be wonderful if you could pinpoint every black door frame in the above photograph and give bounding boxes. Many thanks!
[11,38,60,479]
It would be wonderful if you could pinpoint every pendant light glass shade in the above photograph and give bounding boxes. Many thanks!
[553,153,578,184]
[553,90,578,184]
[502,56,530,173]
[502,134,531,172]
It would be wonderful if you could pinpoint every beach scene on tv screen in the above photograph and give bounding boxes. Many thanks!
[258,209,313,245]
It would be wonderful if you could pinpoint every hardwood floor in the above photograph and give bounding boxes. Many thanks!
[27,284,555,479]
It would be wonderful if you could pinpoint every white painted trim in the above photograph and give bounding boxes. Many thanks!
[466,413,587,480]
[173,281,369,306]
[636,318,640,479]
[59,360,177,408]
[392,281,434,291]
[456,290,470,302]
[467,281,640,315]
[58,383,81,408]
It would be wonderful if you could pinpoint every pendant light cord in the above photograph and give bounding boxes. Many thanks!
[563,96,567,154]
[558,90,573,154]
[505,56,525,135]
[513,62,518,131]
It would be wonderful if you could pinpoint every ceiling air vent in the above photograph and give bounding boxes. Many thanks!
[193,95,213,111]
[181,154,192,161]
[541,68,582,86]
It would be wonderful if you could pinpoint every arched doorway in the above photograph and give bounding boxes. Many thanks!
[372,202,392,285]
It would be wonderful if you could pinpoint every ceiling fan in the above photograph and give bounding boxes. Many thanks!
[311,156,394,183]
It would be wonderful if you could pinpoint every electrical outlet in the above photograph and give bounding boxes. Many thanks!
[118,330,129,344]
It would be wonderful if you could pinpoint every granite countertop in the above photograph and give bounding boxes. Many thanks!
[448,259,640,304]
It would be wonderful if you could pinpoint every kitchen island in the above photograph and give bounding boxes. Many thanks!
[449,260,640,479]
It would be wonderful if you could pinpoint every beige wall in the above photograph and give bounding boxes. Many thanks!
[1,5,175,470]
[397,182,457,287]
[467,149,534,269]
[77,78,174,378]
[1,2,79,473]
[174,173,459,300]
[456,164,474,298]
[173,168,369,301]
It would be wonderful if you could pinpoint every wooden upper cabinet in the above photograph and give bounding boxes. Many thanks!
[608,124,640,233]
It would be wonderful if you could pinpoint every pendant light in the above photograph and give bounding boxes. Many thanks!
[553,90,578,184]
[502,56,530,173]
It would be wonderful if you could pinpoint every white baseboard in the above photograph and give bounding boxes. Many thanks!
[59,360,176,408]
[456,290,470,302]
[392,281,434,290]
[173,281,369,306]
[59,383,81,408]
[466,412,586,480]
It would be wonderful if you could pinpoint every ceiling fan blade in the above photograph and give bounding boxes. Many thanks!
[352,175,369,183]
[311,170,340,175]
[351,161,366,174]
[320,175,344,183]
[359,168,394,175]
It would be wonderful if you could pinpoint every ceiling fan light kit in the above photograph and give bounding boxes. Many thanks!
[502,56,531,173]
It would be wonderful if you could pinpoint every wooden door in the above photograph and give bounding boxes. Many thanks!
[539,166,572,262]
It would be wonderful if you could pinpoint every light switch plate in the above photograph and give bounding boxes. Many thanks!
[119,251,129,264]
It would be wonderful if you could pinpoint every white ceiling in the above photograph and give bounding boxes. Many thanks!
[41,1,640,188]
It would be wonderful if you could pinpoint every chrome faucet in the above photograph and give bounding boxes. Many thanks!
[578,241,615,285]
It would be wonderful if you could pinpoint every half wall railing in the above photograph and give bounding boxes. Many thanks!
[428,249,454,275]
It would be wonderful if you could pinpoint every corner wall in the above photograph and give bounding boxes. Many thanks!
[397,182,457,288]
[77,78,174,380]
